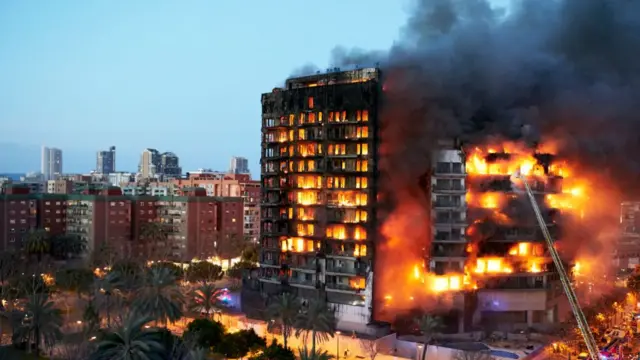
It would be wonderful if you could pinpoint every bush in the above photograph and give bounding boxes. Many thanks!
[249,339,296,360]
[215,329,266,359]
[183,318,225,348]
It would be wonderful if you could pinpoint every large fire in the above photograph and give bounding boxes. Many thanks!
[377,140,601,315]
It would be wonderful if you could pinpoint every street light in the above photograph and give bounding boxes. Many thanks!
[336,331,341,360]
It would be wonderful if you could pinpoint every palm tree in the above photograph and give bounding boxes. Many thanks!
[50,234,87,260]
[25,229,50,264]
[267,292,300,350]
[189,283,226,320]
[295,299,337,353]
[90,314,165,360]
[415,314,443,360]
[0,250,18,284]
[298,345,335,360]
[132,266,184,325]
[140,222,167,260]
[12,292,63,356]
[94,272,123,327]
[55,267,95,298]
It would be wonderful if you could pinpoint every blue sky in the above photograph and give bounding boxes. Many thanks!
[0,0,508,176]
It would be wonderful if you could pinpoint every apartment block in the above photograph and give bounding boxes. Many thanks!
[0,192,244,261]
[47,180,74,194]
[259,68,379,332]
[615,201,640,270]
[429,145,570,331]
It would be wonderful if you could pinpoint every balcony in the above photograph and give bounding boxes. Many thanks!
[288,278,316,288]
[260,258,280,267]
[325,282,361,293]
[325,265,358,275]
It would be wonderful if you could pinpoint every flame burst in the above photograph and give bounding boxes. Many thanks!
[377,139,604,318]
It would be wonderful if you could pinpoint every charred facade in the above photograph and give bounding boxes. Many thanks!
[259,68,380,329]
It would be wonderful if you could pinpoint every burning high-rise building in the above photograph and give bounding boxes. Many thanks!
[258,68,593,334]
[259,68,380,331]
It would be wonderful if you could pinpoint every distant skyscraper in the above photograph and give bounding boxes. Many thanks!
[160,152,182,178]
[139,148,161,178]
[230,156,250,174]
[41,146,63,181]
[96,146,116,174]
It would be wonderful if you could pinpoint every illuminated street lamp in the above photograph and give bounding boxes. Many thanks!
[336,330,341,360]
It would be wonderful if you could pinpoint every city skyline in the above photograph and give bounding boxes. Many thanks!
[0,0,414,175]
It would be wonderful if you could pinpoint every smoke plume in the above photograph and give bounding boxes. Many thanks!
[323,0,640,316]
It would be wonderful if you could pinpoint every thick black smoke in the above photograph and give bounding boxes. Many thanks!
[329,0,640,196]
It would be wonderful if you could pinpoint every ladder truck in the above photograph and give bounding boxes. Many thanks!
[515,173,601,360]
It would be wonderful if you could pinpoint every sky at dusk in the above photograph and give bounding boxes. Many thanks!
[0,0,509,176]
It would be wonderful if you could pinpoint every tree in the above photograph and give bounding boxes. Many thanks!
[24,229,50,264]
[89,314,165,360]
[93,272,122,327]
[186,261,223,284]
[50,234,87,260]
[55,268,95,298]
[295,299,336,353]
[240,242,259,263]
[267,292,301,350]
[183,318,225,349]
[9,274,49,298]
[216,329,266,359]
[227,261,252,279]
[359,338,386,360]
[215,232,244,266]
[12,292,63,356]
[132,266,184,325]
[150,262,184,281]
[298,345,335,360]
[249,339,296,360]
[627,272,640,294]
[0,250,18,284]
[109,260,144,294]
[189,284,226,319]
[415,314,443,360]
[92,243,118,269]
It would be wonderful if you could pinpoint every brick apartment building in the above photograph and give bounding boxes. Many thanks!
[172,172,261,242]
[0,190,244,261]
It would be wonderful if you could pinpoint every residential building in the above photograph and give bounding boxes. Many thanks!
[41,146,63,181]
[96,146,116,174]
[239,175,260,242]
[0,192,243,260]
[615,201,640,270]
[47,180,73,194]
[172,172,241,197]
[230,156,250,175]
[258,68,379,332]
[108,172,135,187]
